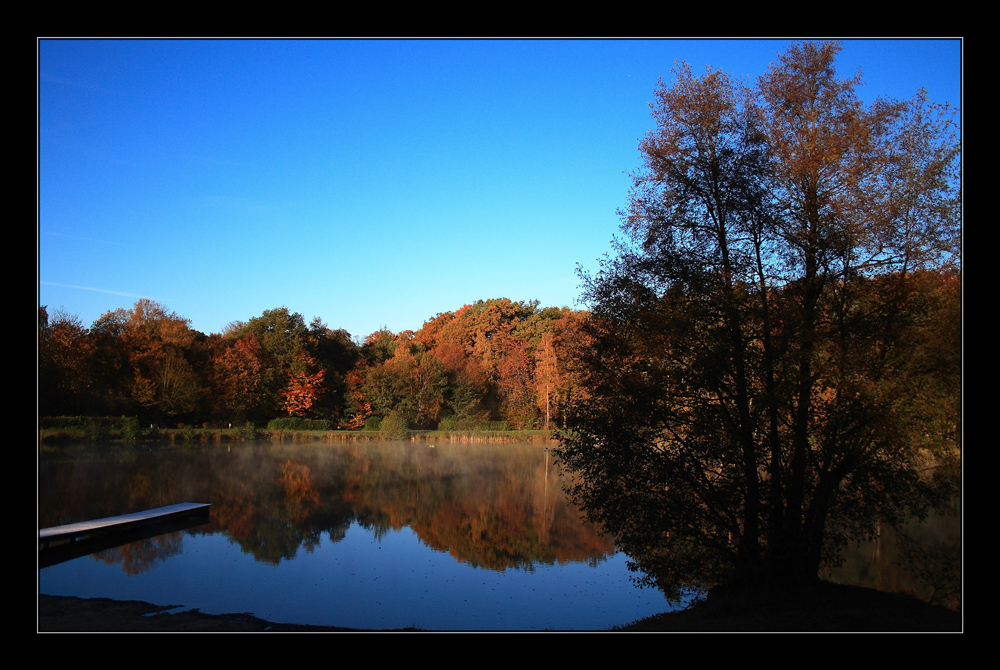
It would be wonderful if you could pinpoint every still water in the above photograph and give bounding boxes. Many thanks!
[39,440,688,630]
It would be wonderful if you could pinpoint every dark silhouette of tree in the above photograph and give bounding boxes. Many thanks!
[554,42,960,596]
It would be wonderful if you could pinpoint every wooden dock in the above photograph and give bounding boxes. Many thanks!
[39,503,211,567]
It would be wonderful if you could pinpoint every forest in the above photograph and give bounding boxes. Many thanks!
[38,296,591,433]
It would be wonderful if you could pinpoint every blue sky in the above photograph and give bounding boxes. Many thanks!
[38,39,962,339]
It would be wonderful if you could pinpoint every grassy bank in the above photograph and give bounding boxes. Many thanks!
[39,425,557,446]
[39,426,253,446]
[266,428,556,444]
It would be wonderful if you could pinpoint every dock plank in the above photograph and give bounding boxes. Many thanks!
[40,503,211,545]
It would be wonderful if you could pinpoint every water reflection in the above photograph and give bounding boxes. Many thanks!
[93,533,184,576]
[40,441,616,573]
[821,498,961,609]
[39,441,672,630]
[39,440,958,627]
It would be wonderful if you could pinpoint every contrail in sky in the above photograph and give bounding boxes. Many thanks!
[40,282,150,299]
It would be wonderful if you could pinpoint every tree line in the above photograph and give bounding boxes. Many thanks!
[38,297,591,431]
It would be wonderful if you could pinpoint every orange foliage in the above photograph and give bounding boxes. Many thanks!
[281,352,326,417]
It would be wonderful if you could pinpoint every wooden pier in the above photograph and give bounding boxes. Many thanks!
[39,503,211,568]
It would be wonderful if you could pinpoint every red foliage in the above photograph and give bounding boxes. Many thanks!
[281,353,326,417]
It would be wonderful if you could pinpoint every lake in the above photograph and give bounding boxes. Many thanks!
[38,439,692,631]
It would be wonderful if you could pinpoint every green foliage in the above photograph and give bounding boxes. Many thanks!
[446,379,482,421]
[238,420,257,440]
[84,417,108,443]
[361,328,398,365]
[438,416,509,432]
[40,416,102,429]
[267,417,333,431]
[121,415,141,444]
[238,307,310,416]
[362,364,405,418]
[379,411,410,439]
[49,415,148,444]
[437,415,459,431]
[364,415,383,431]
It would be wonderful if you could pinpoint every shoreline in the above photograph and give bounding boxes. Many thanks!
[39,582,961,632]
[37,595,412,632]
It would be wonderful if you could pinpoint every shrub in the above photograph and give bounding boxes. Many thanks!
[84,418,107,442]
[121,416,141,444]
[364,416,383,431]
[238,421,257,440]
[379,412,409,439]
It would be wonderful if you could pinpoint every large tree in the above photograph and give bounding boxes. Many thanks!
[38,307,96,415]
[79,299,202,420]
[213,333,266,421]
[237,307,310,417]
[554,42,960,596]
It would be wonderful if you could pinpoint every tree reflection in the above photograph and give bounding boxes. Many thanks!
[41,441,958,601]
[93,532,183,575]
[279,459,320,524]
[821,501,961,610]
[40,441,614,574]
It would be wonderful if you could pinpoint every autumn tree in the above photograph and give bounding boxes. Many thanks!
[213,334,266,421]
[38,307,96,415]
[360,328,398,366]
[86,307,132,414]
[534,331,560,430]
[282,352,326,417]
[554,42,960,595]
[408,349,449,428]
[422,307,489,422]
[549,309,592,429]
[307,318,359,421]
[533,310,592,430]
[236,307,310,417]
[78,299,202,420]
[460,299,541,423]
[355,336,448,428]
[129,300,201,418]
[496,337,538,429]
[342,364,373,429]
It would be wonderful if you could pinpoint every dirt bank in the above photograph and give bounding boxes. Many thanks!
[39,581,961,632]
[37,595,411,632]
